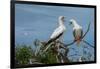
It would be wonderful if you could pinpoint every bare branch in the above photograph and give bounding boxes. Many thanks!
[42,44,51,53]
[58,40,76,47]
[82,40,94,48]
[82,22,91,39]
[59,44,68,50]
[59,52,70,63]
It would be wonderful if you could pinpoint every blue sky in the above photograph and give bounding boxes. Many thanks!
[15,4,95,61]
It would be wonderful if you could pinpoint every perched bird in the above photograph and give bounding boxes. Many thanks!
[69,19,83,45]
[45,16,66,46]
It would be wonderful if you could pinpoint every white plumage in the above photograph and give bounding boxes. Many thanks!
[45,16,66,46]
[50,24,66,39]
[50,16,66,40]
[69,19,83,45]
[50,16,66,39]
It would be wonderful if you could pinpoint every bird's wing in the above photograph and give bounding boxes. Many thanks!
[44,26,65,46]
[44,26,64,47]
[73,28,83,39]
[50,26,64,39]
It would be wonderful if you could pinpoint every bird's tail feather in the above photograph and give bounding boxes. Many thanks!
[44,32,63,46]
[44,39,53,46]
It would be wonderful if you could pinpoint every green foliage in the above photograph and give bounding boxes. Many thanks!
[15,39,93,66]
[15,45,33,65]
[15,43,59,65]
[34,40,69,64]
[36,47,57,64]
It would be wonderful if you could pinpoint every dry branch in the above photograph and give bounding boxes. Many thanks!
[82,40,94,48]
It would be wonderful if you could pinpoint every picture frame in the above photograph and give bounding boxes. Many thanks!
[11,0,96,68]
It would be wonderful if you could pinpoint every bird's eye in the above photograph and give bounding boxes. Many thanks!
[62,17,64,20]
[70,22,72,24]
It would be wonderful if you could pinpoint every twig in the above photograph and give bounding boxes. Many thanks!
[58,40,76,47]
[82,40,94,48]
[59,52,69,63]
[42,44,51,54]
[82,22,91,39]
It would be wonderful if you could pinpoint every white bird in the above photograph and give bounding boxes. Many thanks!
[45,16,66,46]
[69,19,83,45]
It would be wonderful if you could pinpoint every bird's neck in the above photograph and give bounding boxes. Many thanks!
[59,20,64,26]
[73,22,79,28]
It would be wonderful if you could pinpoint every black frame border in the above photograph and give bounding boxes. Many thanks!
[10,1,97,68]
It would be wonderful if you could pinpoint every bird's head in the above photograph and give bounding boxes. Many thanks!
[69,19,76,26]
[59,16,65,22]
